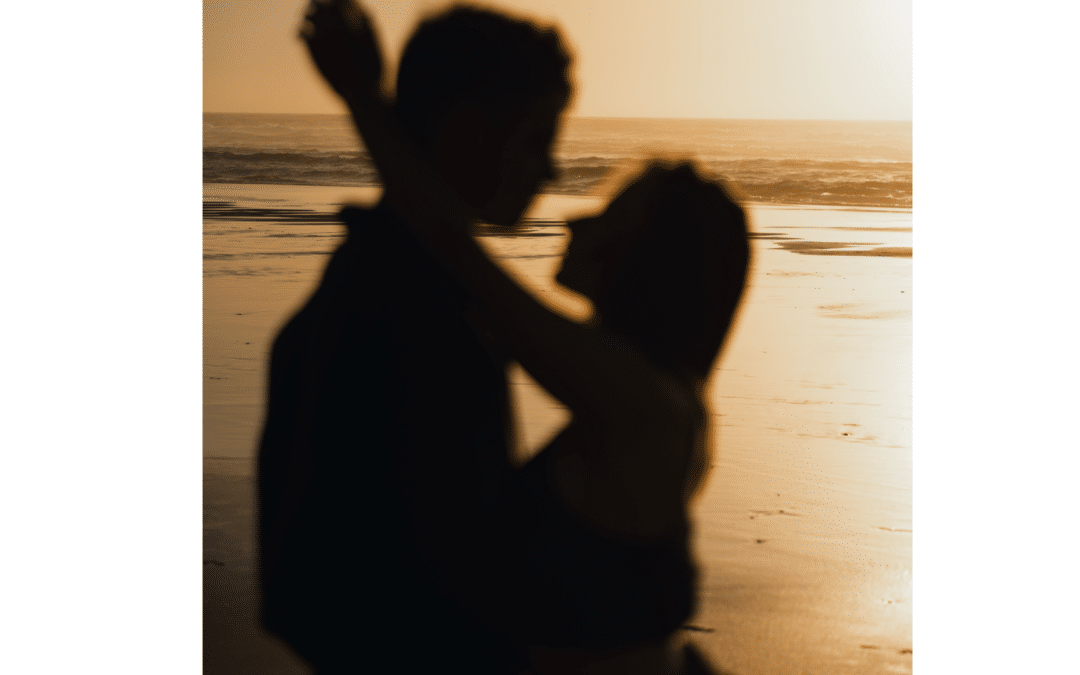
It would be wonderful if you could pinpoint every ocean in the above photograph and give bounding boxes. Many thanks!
[203,114,911,209]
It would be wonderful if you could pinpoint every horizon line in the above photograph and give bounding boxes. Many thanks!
[202,111,912,123]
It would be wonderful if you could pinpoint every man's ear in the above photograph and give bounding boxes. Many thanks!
[433,105,501,209]
[436,106,495,167]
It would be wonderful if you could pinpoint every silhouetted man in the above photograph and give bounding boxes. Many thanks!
[256,7,571,674]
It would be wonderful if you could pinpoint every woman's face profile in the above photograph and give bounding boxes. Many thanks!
[556,169,667,302]
[556,214,619,302]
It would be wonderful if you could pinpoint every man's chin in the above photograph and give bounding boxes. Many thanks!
[479,195,534,227]
[481,212,525,228]
[483,216,520,227]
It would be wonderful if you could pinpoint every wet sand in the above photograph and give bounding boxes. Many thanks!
[204,185,911,674]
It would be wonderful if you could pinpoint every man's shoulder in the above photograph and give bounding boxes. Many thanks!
[274,202,471,351]
[274,205,418,333]
[336,204,426,278]
[339,203,408,249]
[315,204,404,294]
[268,207,391,350]
[338,203,377,233]
[339,203,465,302]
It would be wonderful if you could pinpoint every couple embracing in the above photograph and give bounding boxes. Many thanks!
[256,2,749,674]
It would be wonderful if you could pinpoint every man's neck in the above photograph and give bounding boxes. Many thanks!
[377,184,478,227]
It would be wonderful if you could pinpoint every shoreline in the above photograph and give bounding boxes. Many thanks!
[201,183,913,248]
[202,182,912,213]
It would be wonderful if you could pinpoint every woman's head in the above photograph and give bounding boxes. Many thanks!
[557,163,750,381]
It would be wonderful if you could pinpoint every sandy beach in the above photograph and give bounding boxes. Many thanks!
[204,184,911,675]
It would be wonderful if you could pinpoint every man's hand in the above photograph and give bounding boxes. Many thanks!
[300,0,384,101]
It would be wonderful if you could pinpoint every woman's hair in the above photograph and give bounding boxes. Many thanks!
[394,5,573,148]
[597,164,751,381]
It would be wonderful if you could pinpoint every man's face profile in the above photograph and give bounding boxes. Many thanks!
[433,95,564,227]
[486,96,564,226]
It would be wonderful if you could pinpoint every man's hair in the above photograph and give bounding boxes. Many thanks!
[394,5,572,148]
[597,165,751,380]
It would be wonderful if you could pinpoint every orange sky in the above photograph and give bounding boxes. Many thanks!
[204,0,911,119]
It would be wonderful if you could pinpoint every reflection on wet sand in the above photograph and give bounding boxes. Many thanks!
[203,188,911,675]
[773,240,912,257]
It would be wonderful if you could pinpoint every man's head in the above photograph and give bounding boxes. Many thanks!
[393,6,573,225]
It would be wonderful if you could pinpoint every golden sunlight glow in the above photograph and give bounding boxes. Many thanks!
[204,0,911,119]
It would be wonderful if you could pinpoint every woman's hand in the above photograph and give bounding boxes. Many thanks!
[300,0,384,101]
